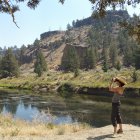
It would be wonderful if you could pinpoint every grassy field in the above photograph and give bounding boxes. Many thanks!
[0,67,140,90]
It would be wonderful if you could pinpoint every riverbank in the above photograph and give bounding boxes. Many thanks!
[0,68,140,96]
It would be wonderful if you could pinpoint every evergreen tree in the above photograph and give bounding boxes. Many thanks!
[87,27,103,50]
[123,46,134,67]
[72,20,76,28]
[84,47,96,69]
[102,47,109,72]
[0,48,19,78]
[133,47,140,70]
[86,32,98,69]
[19,44,26,65]
[115,60,121,71]
[117,30,127,53]
[74,68,79,77]
[34,39,40,47]
[103,31,111,48]
[94,46,99,62]
[109,40,118,67]
[102,60,108,72]
[131,69,138,82]
[67,23,72,30]
[34,50,47,77]
[34,62,42,77]
[61,46,79,72]
[123,40,138,67]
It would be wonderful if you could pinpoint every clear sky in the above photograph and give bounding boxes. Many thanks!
[0,0,140,48]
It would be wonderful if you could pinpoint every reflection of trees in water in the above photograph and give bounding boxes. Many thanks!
[60,96,115,127]
[0,93,31,115]
[37,103,67,115]
[67,111,111,127]
[23,103,30,109]
[3,99,19,114]
[21,99,31,109]
[0,103,4,112]
[31,96,111,127]
[3,101,18,114]
[29,94,106,125]
[0,94,8,112]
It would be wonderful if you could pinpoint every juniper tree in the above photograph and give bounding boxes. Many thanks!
[133,47,140,70]
[115,60,121,71]
[0,48,19,78]
[61,46,79,72]
[34,50,47,77]
[84,47,96,69]
[109,40,118,68]
[102,47,109,72]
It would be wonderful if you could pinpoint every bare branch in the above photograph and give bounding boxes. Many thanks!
[3,0,19,28]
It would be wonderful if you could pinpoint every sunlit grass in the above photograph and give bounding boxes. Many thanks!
[0,68,139,90]
[0,114,91,137]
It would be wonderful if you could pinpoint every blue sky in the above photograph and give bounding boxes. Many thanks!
[0,0,140,48]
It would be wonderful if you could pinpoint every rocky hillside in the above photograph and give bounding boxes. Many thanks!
[20,10,138,73]
[21,25,91,72]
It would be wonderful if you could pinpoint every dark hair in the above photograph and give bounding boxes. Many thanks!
[115,79,125,87]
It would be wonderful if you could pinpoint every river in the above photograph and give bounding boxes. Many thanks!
[0,89,139,127]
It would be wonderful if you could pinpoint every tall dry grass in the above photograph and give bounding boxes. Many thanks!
[0,114,91,137]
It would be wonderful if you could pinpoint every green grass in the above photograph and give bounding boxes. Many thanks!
[0,68,140,90]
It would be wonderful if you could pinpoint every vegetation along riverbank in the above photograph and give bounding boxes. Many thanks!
[0,68,140,97]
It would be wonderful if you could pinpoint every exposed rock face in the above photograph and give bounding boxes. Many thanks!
[61,43,89,69]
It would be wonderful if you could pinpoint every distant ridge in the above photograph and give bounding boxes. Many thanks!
[40,31,64,40]
[40,10,130,41]
[18,10,138,72]
[74,10,130,28]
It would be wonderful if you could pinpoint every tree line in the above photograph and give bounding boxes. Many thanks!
[0,46,47,78]
[62,12,140,73]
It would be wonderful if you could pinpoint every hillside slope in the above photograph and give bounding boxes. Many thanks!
[20,10,138,73]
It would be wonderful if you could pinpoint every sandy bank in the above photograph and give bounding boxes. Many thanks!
[0,124,139,140]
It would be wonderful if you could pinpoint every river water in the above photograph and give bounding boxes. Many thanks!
[0,89,139,127]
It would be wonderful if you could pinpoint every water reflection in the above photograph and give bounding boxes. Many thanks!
[0,89,140,127]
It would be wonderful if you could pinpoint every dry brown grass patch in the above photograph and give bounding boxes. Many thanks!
[0,114,91,137]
